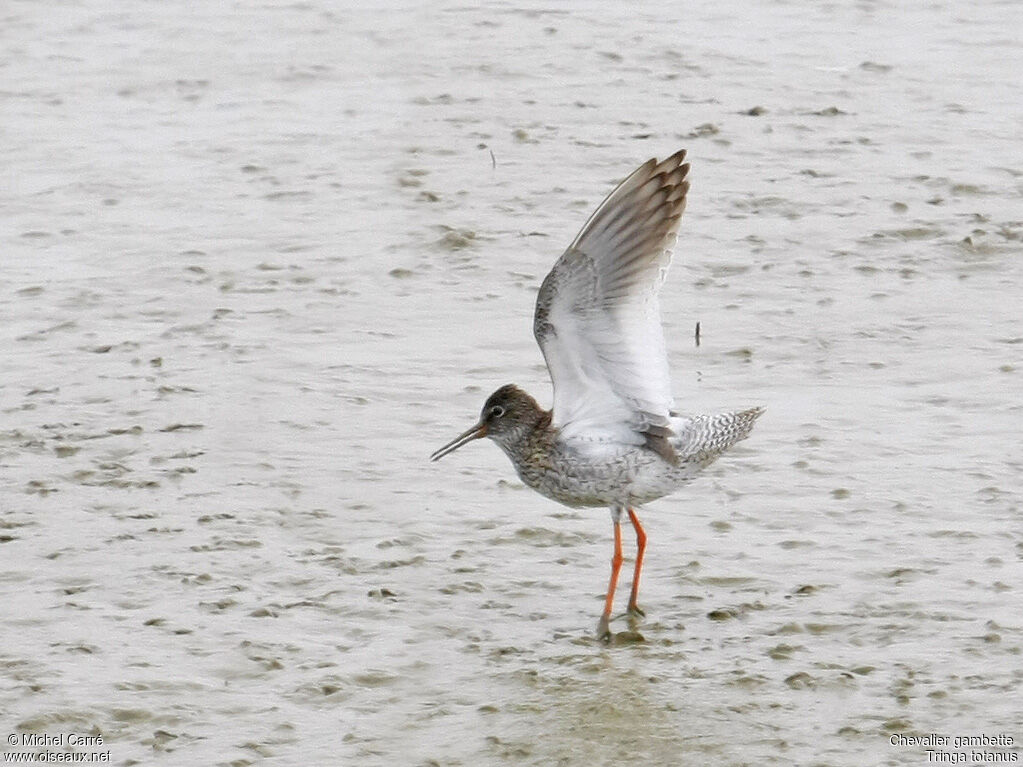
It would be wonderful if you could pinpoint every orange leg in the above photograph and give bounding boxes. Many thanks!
[626,507,646,617]
[597,519,624,639]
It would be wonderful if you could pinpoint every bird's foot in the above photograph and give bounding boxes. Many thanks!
[627,603,645,622]
[596,614,612,643]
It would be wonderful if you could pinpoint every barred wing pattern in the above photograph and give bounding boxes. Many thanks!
[533,151,690,464]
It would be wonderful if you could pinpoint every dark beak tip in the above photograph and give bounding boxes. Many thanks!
[429,422,487,463]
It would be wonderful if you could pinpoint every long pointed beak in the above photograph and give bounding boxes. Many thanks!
[430,421,487,461]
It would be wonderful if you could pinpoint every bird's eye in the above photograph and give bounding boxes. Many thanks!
[489,406,505,419]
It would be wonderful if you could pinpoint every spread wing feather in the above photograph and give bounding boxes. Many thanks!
[533,151,690,462]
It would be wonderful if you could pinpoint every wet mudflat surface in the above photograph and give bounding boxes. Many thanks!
[2,1,1021,765]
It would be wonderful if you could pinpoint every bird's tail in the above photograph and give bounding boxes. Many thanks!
[673,406,764,467]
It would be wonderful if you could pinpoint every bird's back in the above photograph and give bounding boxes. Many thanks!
[502,406,763,509]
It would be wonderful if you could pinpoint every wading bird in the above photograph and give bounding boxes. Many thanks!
[431,150,763,640]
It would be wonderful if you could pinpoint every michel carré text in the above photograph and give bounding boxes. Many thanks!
[16,733,105,747]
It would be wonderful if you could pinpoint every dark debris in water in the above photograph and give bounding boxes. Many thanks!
[707,602,766,621]
[784,671,818,689]
[681,122,719,139]
[435,227,479,251]
[725,347,754,361]
[611,629,645,645]
[767,643,800,660]
[860,61,894,73]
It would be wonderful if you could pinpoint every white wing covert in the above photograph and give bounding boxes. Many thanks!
[533,151,690,464]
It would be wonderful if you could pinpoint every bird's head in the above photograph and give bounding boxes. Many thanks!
[430,384,545,461]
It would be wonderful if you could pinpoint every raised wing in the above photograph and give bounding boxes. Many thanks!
[533,150,690,463]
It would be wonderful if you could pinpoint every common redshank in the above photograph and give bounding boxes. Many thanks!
[431,150,763,641]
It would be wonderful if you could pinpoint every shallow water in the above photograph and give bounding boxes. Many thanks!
[2,1,1021,765]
